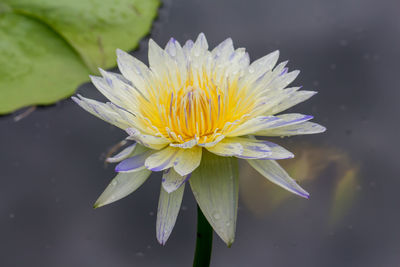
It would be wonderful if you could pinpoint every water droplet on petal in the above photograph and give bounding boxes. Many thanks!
[212,212,221,220]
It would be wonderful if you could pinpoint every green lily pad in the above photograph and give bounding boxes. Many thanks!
[0,0,159,114]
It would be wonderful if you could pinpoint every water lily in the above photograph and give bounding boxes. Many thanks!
[72,33,325,247]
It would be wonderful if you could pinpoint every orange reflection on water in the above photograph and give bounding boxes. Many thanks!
[239,142,359,224]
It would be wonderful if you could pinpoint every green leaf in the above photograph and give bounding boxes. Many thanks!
[0,0,159,114]
[189,150,239,246]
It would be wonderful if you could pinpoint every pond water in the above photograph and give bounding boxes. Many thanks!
[1,0,400,266]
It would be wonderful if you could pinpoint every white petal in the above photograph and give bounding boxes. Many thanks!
[241,50,280,86]
[252,87,302,115]
[211,38,234,61]
[93,69,141,111]
[162,168,190,193]
[148,39,183,90]
[206,141,243,157]
[246,159,309,198]
[182,39,194,56]
[106,143,136,163]
[248,50,279,75]
[164,38,188,82]
[145,146,180,172]
[266,70,300,92]
[156,182,185,245]
[170,138,198,148]
[256,140,294,159]
[148,39,172,72]
[189,150,238,246]
[227,116,279,137]
[266,90,317,115]
[228,113,313,137]
[224,48,250,77]
[249,60,288,90]
[145,146,202,176]
[258,121,326,136]
[116,49,152,97]
[115,150,154,173]
[126,127,170,150]
[198,135,225,147]
[72,95,131,130]
[173,146,202,176]
[206,137,273,159]
[94,169,151,208]
[192,33,209,56]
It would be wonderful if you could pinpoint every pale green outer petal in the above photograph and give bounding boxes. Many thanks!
[106,143,136,163]
[246,159,309,198]
[156,182,185,245]
[94,144,151,208]
[71,95,131,130]
[256,121,326,136]
[189,150,239,246]
[94,168,151,208]
[162,168,190,193]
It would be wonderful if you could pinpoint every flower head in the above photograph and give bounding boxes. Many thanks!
[73,33,325,246]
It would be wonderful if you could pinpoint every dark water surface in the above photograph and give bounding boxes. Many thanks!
[1,0,400,266]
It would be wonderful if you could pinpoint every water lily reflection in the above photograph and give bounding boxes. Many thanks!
[240,143,359,225]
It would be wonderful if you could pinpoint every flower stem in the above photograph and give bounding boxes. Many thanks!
[193,205,213,267]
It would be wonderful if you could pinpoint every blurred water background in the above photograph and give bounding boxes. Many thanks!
[1,0,400,266]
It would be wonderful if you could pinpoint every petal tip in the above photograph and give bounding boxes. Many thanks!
[162,183,175,194]
[298,190,310,199]
[116,48,124,55]
[156,235,168,246]
[114,163,123,172]
[93,202,102,209]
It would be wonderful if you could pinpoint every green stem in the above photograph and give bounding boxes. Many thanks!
[193,205,213,267]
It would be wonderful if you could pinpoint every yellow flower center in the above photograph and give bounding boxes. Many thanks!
[137,72,255,144]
